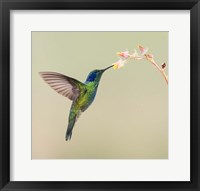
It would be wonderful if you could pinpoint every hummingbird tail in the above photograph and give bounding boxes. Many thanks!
[66,131,72,141]
[66,112,77,141]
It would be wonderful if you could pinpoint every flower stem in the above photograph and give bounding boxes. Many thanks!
[145,58,168,85]
[128,56,168,85]
[115,48,168,85]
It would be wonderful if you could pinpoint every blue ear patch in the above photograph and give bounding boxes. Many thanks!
[86,71,97,82]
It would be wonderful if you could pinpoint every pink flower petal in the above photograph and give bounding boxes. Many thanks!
[117,51,129,59]
[138,45,148,55]
[146,54,154,59]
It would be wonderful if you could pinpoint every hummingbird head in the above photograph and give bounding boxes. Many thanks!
[85,65,113,83]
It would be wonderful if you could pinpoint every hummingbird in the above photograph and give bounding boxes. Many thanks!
[39,65,113,141]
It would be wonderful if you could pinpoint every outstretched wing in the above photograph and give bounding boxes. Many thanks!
[39,72,86,101]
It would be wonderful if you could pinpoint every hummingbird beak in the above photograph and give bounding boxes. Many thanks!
[102,65,113,72]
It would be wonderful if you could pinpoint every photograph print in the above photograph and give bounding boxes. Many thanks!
[32,32,168,159]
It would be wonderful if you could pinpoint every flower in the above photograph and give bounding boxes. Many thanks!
[130,49,140,59]
[146,54,154,59]
[138,45,148,55]
[161,63,166,69]
[117,51,129,58]
[113,59,125,69]
[145,54,154,61]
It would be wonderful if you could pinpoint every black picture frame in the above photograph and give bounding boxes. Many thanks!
[0,0,199,190]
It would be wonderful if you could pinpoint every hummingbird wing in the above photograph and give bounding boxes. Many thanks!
[39,72,86,101]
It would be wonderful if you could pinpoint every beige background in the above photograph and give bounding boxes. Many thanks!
[32,32,168,159]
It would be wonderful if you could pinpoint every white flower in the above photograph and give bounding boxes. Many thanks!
[113,59,125,69]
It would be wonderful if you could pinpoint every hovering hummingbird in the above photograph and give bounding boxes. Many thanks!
[39,65,113,141]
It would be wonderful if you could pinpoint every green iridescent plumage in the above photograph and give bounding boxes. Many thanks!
[40,65,113,141]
